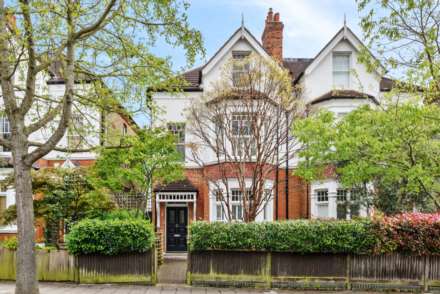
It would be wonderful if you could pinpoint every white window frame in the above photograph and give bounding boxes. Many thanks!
[167,122,186,161]
[231,113,256,158]
[332,52,351,89]
[232,50,251,87]
[0,116,11,152]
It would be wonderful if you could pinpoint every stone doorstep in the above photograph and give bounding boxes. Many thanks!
[164,252,188,260]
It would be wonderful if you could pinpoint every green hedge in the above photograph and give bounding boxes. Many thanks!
[66,218,155,255]
[189,220,376,254]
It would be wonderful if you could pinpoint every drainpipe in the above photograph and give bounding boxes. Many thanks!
[285,110,289,219]
[275,105,280,220]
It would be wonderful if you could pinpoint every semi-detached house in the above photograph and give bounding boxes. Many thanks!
[152,9,398,252]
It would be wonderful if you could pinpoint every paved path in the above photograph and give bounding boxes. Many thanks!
[0,282,382,294]
[157,254,187,284]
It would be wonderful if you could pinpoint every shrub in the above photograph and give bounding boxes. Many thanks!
[189,220,377,254]
[66,218,154,255]
[1,236,18,250]
[373,212,440,255]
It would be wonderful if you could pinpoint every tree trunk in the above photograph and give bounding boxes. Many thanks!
[13,146,38,294]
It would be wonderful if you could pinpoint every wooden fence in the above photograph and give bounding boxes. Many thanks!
[188,251,440,292]
[0,248,156,284]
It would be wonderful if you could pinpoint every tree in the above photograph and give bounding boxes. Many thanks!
[357,0,440,103]
[187,54,300,222]
[92,129,184,213]
[292,102,440,214]
[0,1,203,293]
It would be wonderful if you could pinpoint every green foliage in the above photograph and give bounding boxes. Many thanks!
[1,237,18,250]
[189,220,376,254]
[357,0,440,103]
[293,103,440,212]
[97,209,145,220]
[92,128,184,194]
[66,218,154,256]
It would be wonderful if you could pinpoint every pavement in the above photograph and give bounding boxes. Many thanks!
[0,282,379,294]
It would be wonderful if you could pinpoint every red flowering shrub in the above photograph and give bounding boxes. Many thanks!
[373,212,440,255]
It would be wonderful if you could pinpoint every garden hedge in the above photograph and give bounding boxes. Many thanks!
[189,213,440,255]
[66,218,155,255]
[189,220,376,254]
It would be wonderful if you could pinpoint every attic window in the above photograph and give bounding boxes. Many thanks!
[333,52,350,89]
[232,51,251,87]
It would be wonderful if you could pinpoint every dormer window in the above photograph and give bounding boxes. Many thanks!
[232,50,251,87]
[333,52,350,89]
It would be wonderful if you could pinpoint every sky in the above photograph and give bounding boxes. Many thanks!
[150,0,363,72]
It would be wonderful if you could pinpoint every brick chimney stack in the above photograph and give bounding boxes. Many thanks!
[262,8,284,62]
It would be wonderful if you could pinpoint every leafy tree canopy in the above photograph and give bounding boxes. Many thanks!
[357,0,440,103]
[293,103,440,213]
[92,128,184,194]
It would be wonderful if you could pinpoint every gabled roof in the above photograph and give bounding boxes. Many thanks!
[303,26,385,76]
[309,89,379,105]
[201,26,271,77]
[178,25,394,93]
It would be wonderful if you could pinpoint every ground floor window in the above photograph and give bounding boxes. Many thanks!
[314,187,363,219]
[213,187,272,221]
[316,189,329,218]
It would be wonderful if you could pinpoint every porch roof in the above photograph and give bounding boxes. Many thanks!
[154,179,198,193]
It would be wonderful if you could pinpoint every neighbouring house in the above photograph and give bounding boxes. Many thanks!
[0,62,138,240]
[152,9,399,252]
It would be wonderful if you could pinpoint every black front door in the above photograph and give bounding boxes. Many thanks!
[166,207,188,252]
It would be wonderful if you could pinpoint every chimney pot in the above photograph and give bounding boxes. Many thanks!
[274,13,280,22]
[267,8,273,21]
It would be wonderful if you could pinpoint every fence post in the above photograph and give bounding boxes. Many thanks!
[74,255,80,284]
[423,255,429,292]
[266,252,272,288]
[346,254,351,290]
[151,245,157,284]
[186,250,192,285]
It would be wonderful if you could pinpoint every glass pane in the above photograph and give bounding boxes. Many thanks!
[337,203,347,219]
[317,204,328,218]
[350,204,360,218]
[179,209,185,224]
[334,72,349,88]
[333,54,350,71]
[216,205,223,221]
[168,209,175,223]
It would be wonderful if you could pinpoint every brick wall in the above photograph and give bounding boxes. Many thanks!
[184,163,309,221]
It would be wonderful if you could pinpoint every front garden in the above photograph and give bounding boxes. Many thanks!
[0,210,157,284]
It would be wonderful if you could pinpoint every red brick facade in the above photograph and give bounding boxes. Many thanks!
[183,163,309,221]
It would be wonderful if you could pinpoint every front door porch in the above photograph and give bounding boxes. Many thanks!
[154,179,198,253]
